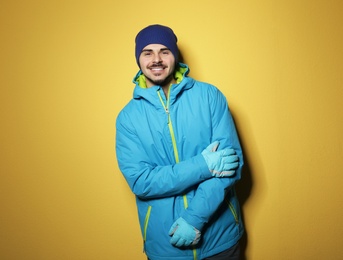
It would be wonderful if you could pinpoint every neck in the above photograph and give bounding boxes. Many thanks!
[162,76,177,98]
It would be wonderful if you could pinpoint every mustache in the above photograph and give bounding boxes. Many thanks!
[149,62,166,68]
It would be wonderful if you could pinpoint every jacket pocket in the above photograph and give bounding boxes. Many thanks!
[225,197,239,225]
[143,205,152,252]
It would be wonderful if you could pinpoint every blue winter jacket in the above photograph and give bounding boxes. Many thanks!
[116,63,244,260]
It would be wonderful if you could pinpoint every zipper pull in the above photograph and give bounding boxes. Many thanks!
[165,107,170,124]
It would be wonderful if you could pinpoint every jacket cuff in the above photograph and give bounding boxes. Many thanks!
[180,210,206,231]
[194,154,212,180]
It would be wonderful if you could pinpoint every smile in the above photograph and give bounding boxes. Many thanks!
[151,68,164,71]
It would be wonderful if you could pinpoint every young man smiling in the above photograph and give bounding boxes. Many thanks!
[139,44,176,93]
[116,24,244,260]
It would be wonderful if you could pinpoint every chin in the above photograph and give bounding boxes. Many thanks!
[148,74,174,87]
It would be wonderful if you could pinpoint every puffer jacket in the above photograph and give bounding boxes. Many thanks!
[116,63,244,260]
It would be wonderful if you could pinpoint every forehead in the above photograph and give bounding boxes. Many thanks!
[142,44,169,51]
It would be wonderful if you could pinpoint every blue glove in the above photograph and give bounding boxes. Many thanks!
[202,141,239,177]
[169,217,201,247]
[202,141,220,154]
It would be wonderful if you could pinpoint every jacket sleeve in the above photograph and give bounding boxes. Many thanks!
[116,110,212,200]
[180,87,244,231]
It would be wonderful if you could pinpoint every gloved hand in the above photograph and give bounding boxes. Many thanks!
[202,141,239,177]
[169,217,201,247]
[202,140,220,154]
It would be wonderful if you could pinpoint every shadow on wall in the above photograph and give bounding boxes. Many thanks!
[232,106,266,260]
[234,119,253,260]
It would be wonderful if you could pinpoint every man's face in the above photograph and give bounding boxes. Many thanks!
[139,44,176,88]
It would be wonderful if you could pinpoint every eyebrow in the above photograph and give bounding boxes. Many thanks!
[141,47,170,52]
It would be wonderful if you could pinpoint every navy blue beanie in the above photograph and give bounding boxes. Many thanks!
[135,24,178,66]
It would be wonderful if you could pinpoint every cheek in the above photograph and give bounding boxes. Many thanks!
[139,56,150,66]
[138,59,145,67]
[167,60,176,71]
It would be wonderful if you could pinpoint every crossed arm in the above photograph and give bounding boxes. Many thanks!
[168,94,244,247]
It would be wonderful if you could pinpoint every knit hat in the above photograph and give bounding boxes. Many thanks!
[135,24,178,66]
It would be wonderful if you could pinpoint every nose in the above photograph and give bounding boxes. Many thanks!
[153,53,162,63]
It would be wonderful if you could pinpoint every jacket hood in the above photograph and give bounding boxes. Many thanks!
[132,63,194,106]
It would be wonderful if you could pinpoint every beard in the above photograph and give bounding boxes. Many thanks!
[145,72,175,88]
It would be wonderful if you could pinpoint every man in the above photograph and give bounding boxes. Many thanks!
[116,24,244,260]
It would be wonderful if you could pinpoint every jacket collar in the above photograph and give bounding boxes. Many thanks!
[132,63,194,103]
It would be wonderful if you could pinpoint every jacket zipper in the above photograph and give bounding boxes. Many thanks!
[157,87,197,260]
[157,88,179,163]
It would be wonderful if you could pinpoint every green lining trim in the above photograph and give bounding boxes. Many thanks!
[143,206,152,241]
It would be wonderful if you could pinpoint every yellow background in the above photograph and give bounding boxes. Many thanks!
[1,1,342,259]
